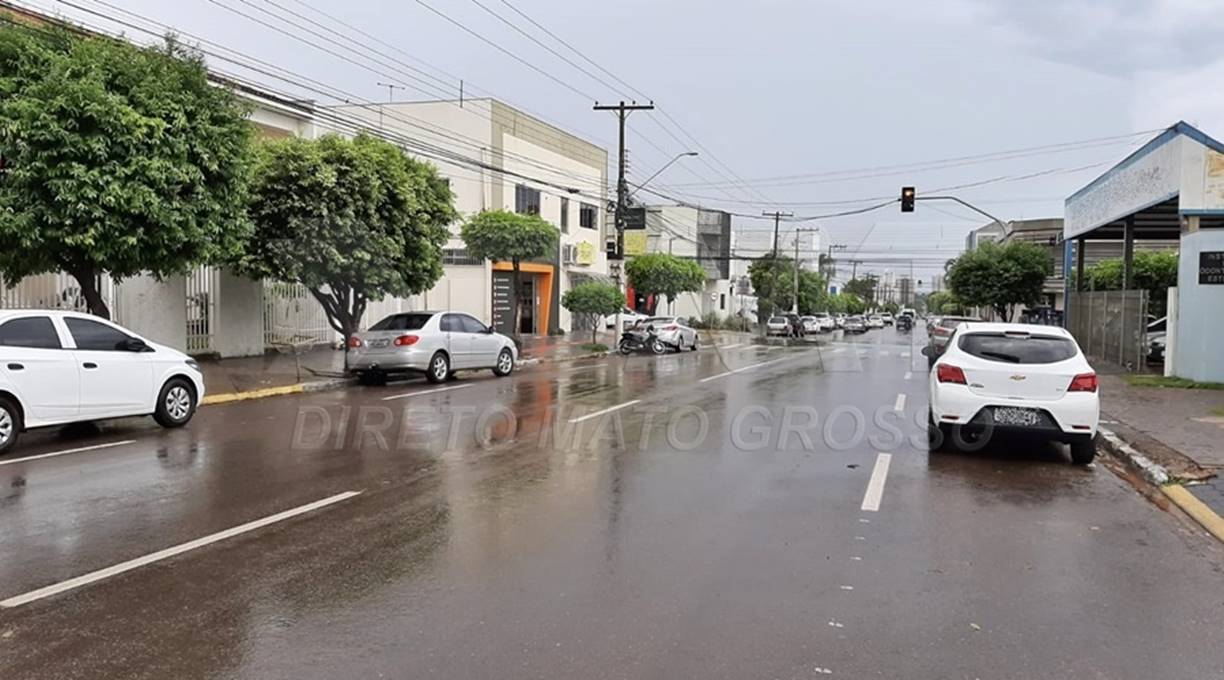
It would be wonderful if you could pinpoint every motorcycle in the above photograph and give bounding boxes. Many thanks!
[619,325,667,355]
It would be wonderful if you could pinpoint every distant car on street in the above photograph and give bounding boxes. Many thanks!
[346,311,518,385]
[801,315,821,334]
[812,312,836,332]
[843,315,867,334]
[605,307,650,331]
[0,310,205,455]
[880,313,894,326]
[1146,316,1167,363]
[927,315,982,365]
[928,322,1099,464]
[766,316,790,336]
[866,314,885,329]
[641,316,699,352]
[834,313,847,329]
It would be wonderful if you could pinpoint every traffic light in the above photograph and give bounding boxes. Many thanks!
[901,186,915,213]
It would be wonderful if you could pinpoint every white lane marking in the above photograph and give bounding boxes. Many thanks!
[0,440,137,467]
[0,491,363,608]
[879,351,890,357]
[568,399,642,424]
[901,352,911,358]
[839,585,855,591]
[698,357,788,383]
[903,371,913,381]
[381,384,471,402]
[850,556,863,561]
[721,343,744,350]
[860,453,893,512]
[699,370,734,383]
[893,393,907,412]
[830,348,844,354]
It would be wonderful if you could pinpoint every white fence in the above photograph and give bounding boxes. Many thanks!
[263,281,336,347]
[0,272,118,319]
[185,266,219,354]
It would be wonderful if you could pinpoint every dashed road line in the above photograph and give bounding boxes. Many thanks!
[381,384,472,402]
[893,393,907,412]
[904,371,913,381]
[860,452,893,512]
[0,440,137,467]
[0,490,363,608]
[568,399,642,424]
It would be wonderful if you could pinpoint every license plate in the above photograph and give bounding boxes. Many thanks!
[368,339,390,348]
[993,406,1042,427]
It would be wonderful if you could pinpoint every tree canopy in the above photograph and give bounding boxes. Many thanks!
[0,24,255,317]
[461,209,558,340]
[562,281,622,343]
[946,241,1050,321]
[239,133,456,338]
[1085,250,1178,315]
[842,276,878,304]
[748,257,793,319]
[625,252,706,314]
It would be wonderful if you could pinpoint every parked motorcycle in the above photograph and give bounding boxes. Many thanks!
[619,325,667,355]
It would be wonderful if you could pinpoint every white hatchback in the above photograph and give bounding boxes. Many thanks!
[0,310,205,455]
[927,323,1099,464]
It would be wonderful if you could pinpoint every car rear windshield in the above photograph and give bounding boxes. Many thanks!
[769,317,787,323]
[370,313,432,331]
[958,332,1078,364]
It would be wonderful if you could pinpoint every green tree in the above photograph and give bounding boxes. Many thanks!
[843,276,879,304]
[797,269,828,314]
[625,252,706,315]
[562,281,622,343]
[946,241,1050,321]
[0,24,255,318]
[926,290,964,315]
[1085,250,1178,315]
[462,209,558,341]
[748,256,794,319]
[239,133,455,339]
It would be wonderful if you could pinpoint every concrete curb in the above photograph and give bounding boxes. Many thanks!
[1162,485,1224,544]
[1096,426,1172,486]
[201,377,352,406]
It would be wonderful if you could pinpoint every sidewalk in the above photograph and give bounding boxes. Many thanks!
[1097,370,1224,534]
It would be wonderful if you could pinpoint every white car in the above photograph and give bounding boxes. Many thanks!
[866,315,885,329]
[639,316,699,351]
[813,312,836,332]
[605,307,650,331]
[765,316,791,336]
[0,310,205,455]
[347,311,518,385]
[800,315,821,334]
[880,313,894,326]
[928,323,1099,464]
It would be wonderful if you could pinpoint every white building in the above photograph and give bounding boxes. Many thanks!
[331,98,609,336]
[642,205,736,320]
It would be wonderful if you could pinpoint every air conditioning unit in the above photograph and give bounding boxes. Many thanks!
[562,244,577,265]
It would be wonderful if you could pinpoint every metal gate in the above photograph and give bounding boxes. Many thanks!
[263,281,335,347]
[0,272,115,315]
[185,266,218,354]
[1067,289,1149,370]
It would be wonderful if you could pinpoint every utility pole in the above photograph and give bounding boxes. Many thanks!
[762,211,795,258]
[594,101,654,347]
[823,243,847,280]
[792,227,820,314]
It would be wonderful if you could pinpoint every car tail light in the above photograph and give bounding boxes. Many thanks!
[663,324,678,331]
[933,327,950,336]
[394,334,420,347]
[347,336,362,348]
[1068,372,1098,392]
[937,364,967,384]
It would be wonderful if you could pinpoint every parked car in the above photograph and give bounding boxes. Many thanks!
[1146,316,1167,363]
[346,311,517,385]
[801,315,821,334]
[834,313,847,329]
[843,315,867,334]
[766,316,790,336]
[928,323,1099,464]
[641,316,699,351]
[900,308,917,320]
[605,307,650,331]
[0,310,205,455]
[813,312,836,332]
[880,313,894,326]
[784,313,806,338]
[866,314,885,329]
[927,315,982,365]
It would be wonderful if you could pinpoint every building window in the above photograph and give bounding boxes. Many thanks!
[515,184,541,215]
[720,293,726,310]
[579,203,597,230]
[443,248,483,266]
[560,197,569,233]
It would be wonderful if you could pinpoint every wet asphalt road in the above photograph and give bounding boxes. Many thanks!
[1,328,1222,680]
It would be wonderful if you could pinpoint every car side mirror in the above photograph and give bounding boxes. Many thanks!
[920,346,930,357]
[120,337,151,352]
[483,326,495,334]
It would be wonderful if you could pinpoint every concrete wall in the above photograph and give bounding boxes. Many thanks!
[1173,229,1224,382]
[215,270,264,358]
[117,275,187,351]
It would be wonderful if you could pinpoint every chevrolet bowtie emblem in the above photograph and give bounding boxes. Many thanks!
[1009,375,1027,381]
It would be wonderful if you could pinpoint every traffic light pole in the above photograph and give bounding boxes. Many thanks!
[595,101,654,348]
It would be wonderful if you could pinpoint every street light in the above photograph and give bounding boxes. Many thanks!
[628,151,698,198]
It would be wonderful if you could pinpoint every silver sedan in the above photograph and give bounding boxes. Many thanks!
[637,316,699,352]
[346,311,518,384]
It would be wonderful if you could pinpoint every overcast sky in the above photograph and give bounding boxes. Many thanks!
[33,0,1224,283]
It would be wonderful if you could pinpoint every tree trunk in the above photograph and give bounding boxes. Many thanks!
[67,264,110,319]
[309,286,364,344]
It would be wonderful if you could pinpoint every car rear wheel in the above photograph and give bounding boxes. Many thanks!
[927,409,947,452]
[154,378,197,428]
[1069,436,1096,465]
[0,396,22,455]
[426,352,450,384]
[493,348,514,377]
